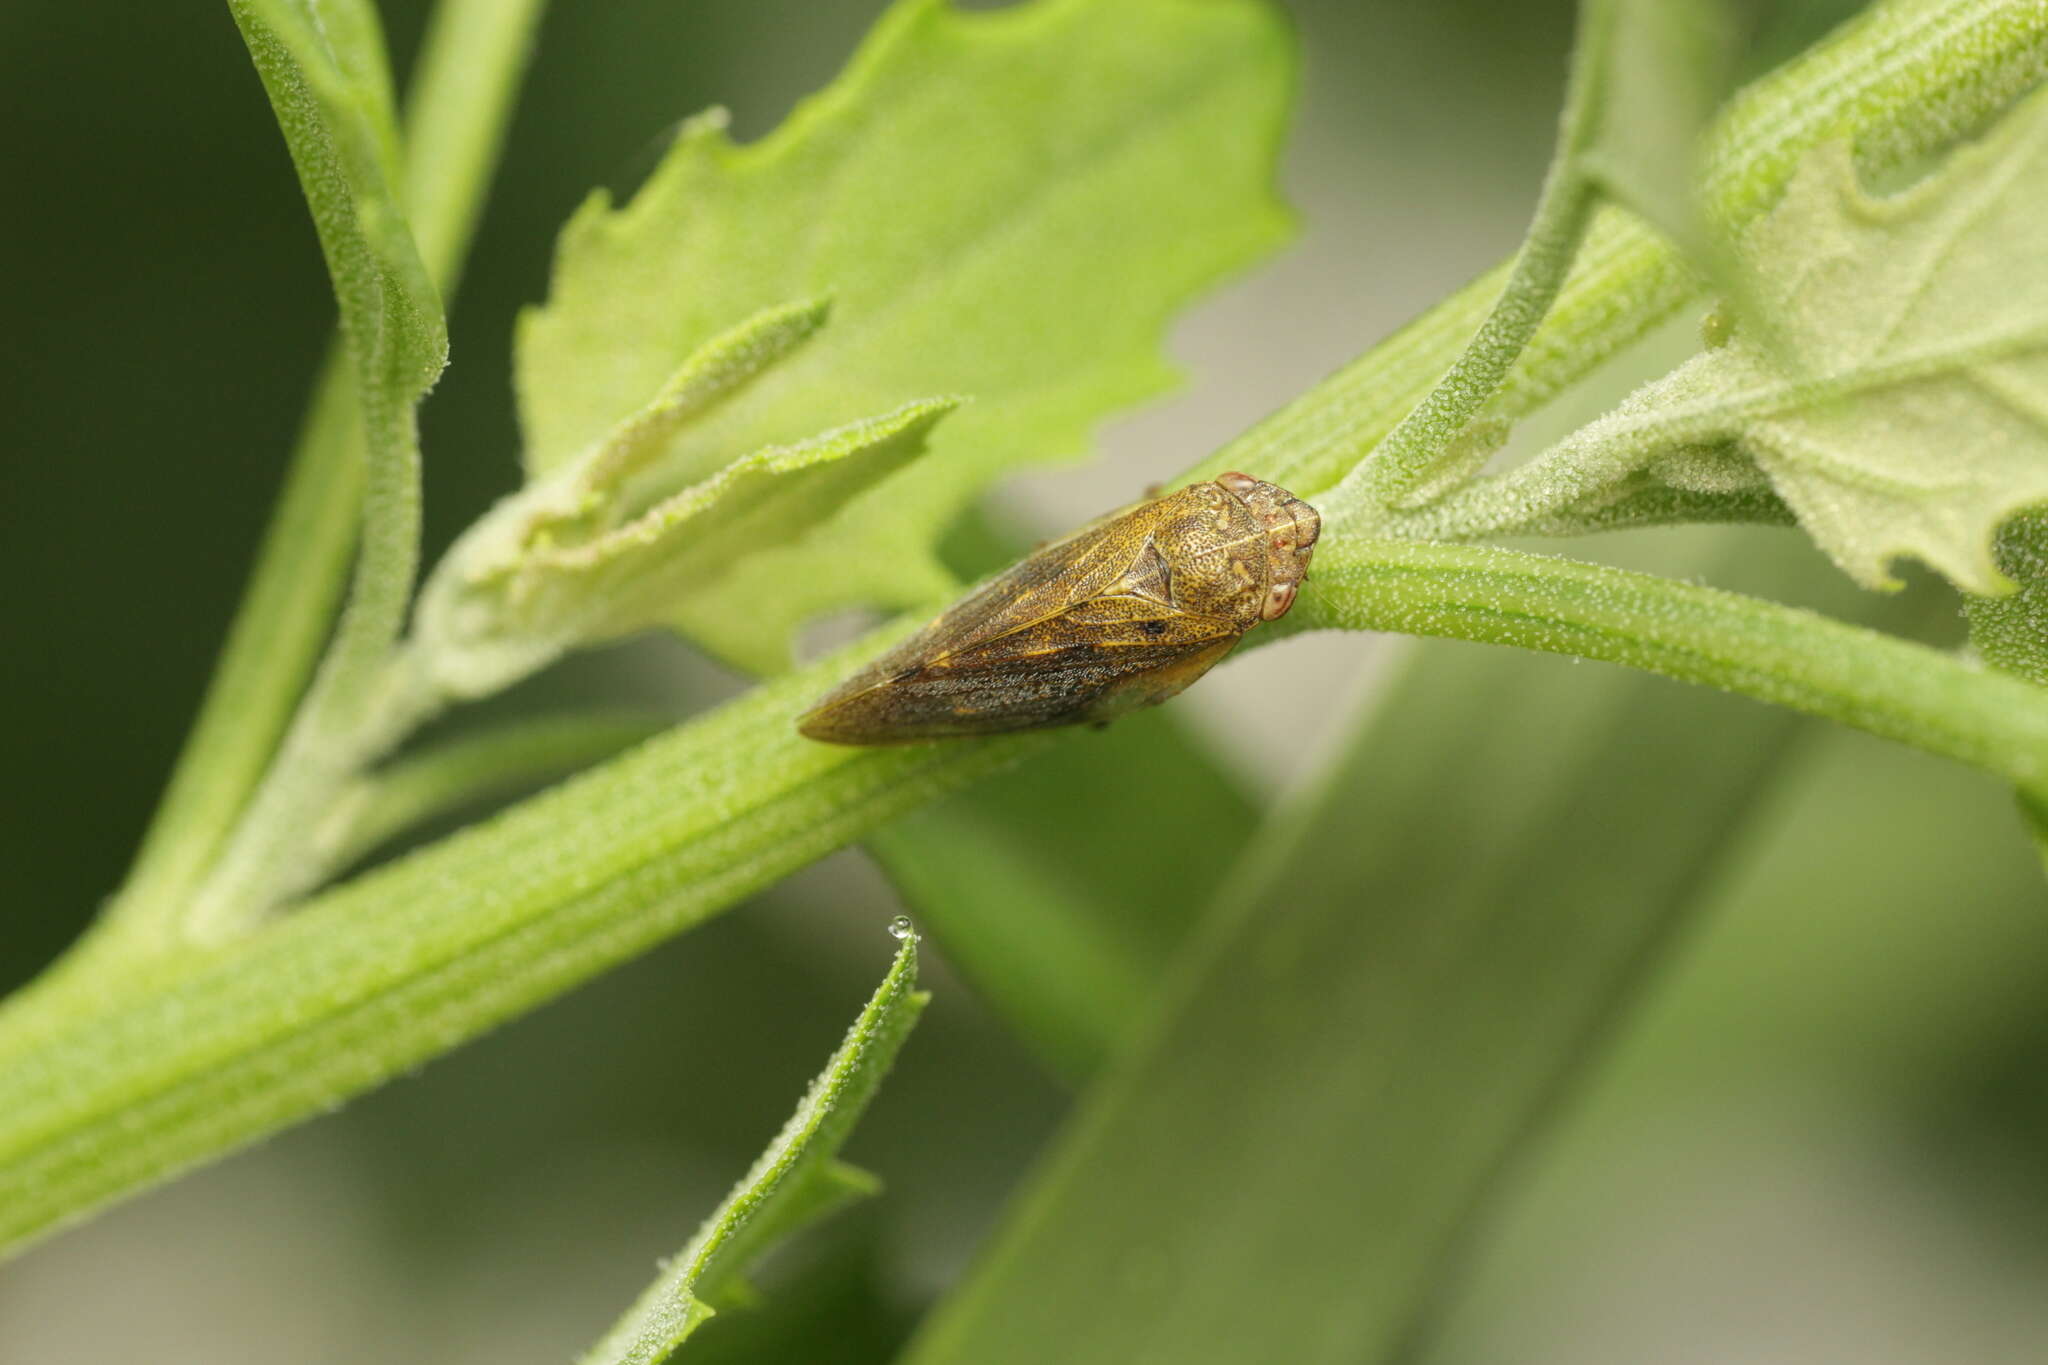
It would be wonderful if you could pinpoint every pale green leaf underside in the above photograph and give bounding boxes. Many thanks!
[578,934,926,1365]
[1403,85,2048,591]
[1725,92,2048,590]
[515,0,1293,672]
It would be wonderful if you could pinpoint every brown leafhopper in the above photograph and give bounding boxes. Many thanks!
[798,472,1320,744]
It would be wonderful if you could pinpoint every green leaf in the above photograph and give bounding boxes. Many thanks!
[415,299,951,698]
[1402,85,2048,590]
[1967,507,2048,684]
[869,708,1255,1082]
[577,928,926,1365]
[514,0,1294,672]
[1726,90,2048,590]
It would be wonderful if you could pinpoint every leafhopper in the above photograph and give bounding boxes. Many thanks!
[799,472,1319,744]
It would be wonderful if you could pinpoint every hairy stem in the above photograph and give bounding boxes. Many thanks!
[93,0,547,953]
[3,0,2044,1260]
[1291,538,2048,800]
[1351,0,1605,503]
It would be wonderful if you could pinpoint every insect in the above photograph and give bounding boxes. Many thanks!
[798,472,1320,744]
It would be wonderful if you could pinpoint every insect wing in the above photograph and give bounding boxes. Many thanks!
[800,593,1237,742]
[911,503,1165,656]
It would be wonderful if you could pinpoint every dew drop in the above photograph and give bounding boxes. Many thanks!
[887,915,916,942]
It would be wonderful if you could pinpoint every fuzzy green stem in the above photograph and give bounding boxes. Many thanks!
[2,0,2043,1260]
[183,654,448,940]
[93,0,546,953]
[1346,1,1607,504]
[1292,539,2048,800]
[0,660,1027,1258]
[104,356,364,956]
[1353,183,1600,507]
[317,710,665,874]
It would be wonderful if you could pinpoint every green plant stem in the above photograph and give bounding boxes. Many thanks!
[1356,177,1597,504]
[3,0,2043,1257]
[0,660,1027,1258]
[1290,538,2048,800]
[103,356,363,956]
[317,709,666,873]
[183,646,443,940]
[91,0,546,955]
[401,0,548,295]
[1351,0,1605,505]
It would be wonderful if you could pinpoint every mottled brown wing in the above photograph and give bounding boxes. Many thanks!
[910,502,1172,659]
[797,593,1239,743]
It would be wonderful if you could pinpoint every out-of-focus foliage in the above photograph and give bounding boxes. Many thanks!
[871,706,1255,1081]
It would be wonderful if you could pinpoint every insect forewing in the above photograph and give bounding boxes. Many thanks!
[799,597,1238,742]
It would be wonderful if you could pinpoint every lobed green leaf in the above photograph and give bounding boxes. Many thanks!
[514,0,1295,672]
[1731,92,2048,590]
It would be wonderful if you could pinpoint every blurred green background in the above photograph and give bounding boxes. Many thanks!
[7,1,2048,1360]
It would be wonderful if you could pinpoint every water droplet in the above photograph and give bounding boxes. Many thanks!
[887,915,915,942]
